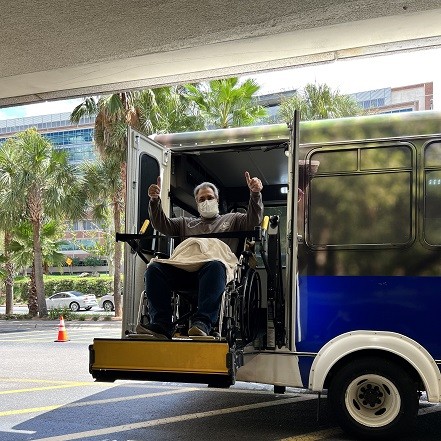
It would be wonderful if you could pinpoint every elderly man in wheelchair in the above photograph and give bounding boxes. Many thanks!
[136,171,264,342]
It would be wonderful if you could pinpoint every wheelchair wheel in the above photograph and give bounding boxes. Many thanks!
[238,267,261,347]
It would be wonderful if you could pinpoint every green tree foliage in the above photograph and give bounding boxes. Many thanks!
[9,220,67,273]
[184,77,267,129]
[7,219,67,313]
[0,142,21,315]
[135,86,204,134]
[0,129,84,316]
[278,83,363,122]
[79,158,123,278]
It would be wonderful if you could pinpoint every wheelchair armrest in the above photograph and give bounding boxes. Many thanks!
[154,251,170,259]
[241,250,253,258]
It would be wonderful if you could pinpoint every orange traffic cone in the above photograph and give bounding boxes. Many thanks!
[55,316,69,342]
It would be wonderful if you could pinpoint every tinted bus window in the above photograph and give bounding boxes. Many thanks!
[307,149,357,173]
[361,146,411,170]
[424,142,441,245]
[424,142,441,167]
[307,146,413,248]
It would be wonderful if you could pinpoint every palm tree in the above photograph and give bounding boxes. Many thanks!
[0,128,84,317]
[10,220,68,273]
[79,157,124,316]
[278,83,363,122]
[184,77,267,129]
[135,86,204,134]
[71,93,134,317]
[0,141,22,315]
[0,237,14,315]
[7,219,68,313]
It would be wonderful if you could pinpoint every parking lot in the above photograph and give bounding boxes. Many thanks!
[1,320,441,441]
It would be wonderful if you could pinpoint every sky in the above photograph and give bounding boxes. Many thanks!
[252,47,440,99]
[0,47,439,121]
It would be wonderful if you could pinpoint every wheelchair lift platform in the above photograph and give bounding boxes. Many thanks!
[89,337,236,385]
[90,217,280,386]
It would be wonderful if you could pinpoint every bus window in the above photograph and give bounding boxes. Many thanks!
[424,171,441,244]
[307,149,357,173]
[307,146,413,248]
[424,142,441,245]
[361,146,412,170]
[424,141,441,167]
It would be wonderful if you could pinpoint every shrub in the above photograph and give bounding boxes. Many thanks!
[47,307,75,321]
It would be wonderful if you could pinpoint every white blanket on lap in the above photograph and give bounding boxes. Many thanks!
[153,237,238,282]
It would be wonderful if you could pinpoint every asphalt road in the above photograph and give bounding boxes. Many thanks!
[1,320,441,441]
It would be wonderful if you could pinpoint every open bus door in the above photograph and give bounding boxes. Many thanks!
[122,127,172,334]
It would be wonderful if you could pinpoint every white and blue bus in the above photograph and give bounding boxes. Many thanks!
[90,110,441,439]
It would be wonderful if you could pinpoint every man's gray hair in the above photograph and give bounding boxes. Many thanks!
[194,182,219,200]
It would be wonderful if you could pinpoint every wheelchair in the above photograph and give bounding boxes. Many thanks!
[120,219,269,349]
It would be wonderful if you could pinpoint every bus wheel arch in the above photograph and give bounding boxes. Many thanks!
[309,331,440,401]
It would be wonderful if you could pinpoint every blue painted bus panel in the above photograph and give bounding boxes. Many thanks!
[296,275,441,358]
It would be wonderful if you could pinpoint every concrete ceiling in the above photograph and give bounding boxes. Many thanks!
[2,0,441,108]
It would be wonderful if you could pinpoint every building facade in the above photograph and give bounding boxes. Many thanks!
[350,82,433,113]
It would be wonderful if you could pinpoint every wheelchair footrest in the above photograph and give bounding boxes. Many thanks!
[125,333,222,342]
[89,338,236,385]
[187,335,216,341]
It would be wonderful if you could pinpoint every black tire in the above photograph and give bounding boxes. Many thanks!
[102,300,114,312]
[238,268,261,346]
[328,356,419,440]
[69,302,80,312]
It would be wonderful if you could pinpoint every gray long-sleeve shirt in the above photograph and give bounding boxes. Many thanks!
[148,192,264,254]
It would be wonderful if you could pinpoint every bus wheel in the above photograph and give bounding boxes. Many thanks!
[328,356,419,439]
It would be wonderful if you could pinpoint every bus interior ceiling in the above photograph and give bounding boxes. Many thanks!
[169,142,289,212]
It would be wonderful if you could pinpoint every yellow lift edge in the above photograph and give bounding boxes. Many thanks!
[89,338,237,386]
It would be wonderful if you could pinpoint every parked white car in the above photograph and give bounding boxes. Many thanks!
[99,293,123,311]
[46,291,98,312]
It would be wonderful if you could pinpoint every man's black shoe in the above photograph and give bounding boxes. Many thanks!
[135,323,172,340]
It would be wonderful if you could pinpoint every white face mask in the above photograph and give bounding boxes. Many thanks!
[197,199,219,218]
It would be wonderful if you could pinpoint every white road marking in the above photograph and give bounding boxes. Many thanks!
[0,387,198,416]
[0,427,36,434]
